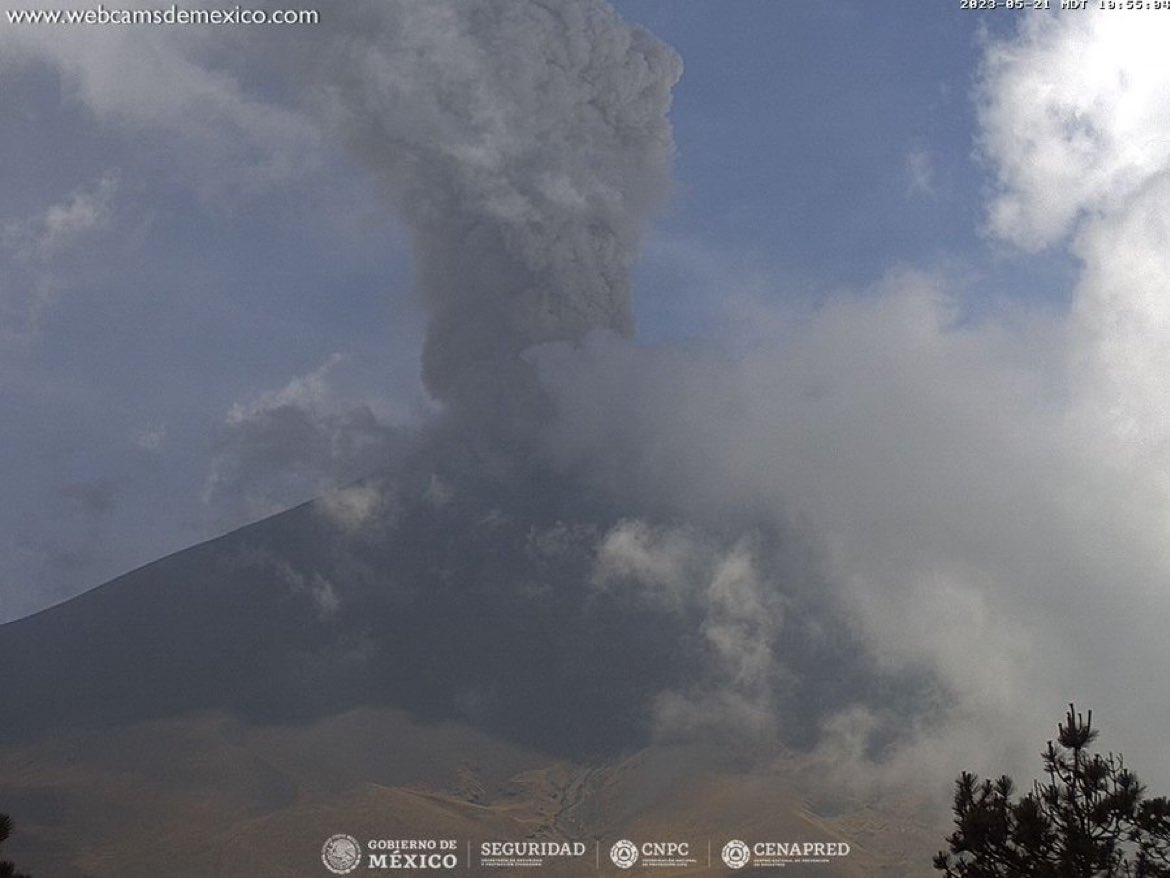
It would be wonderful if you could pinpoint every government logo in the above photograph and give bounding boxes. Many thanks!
[610,839,639,869]
[322,834,362,875]
[721,839,751,870]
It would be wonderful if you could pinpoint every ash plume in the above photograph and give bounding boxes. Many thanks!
[313,0,681,420]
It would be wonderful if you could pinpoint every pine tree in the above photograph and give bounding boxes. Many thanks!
[934,705,1170,877]
[0,812,31,878]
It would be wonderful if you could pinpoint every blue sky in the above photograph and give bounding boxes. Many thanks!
[5,0,1170,788]
[621,3,1078,339]
[626,2,984,276]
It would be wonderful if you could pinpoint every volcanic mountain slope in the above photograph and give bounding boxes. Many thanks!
[1,423,912,754]
[0,435,941,876]
[0,450,686,757]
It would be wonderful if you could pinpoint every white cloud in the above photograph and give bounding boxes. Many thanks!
[205,356,400,527]
[225,354,341,427]
[906,147,935,197]
[235,546,341,620]
[1,173,118,340]
[593,519,703,611]
[132,424,167,452]
[4,173,118,260]
[978,11,1170,251]
[593,521,784,740]
[317,483,384,532]
[2,4,321,201]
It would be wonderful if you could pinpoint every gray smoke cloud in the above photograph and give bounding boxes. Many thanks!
[311,0,681,416]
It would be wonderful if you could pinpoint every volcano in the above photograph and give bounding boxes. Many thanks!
[0,428,938,876]
[2,0,945,873]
